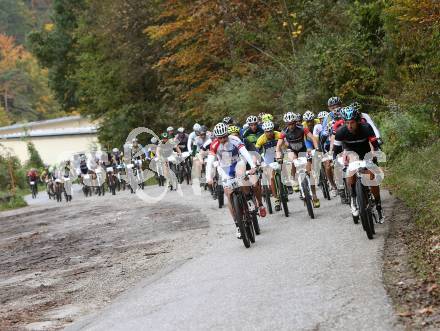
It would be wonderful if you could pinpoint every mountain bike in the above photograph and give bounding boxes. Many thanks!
[225,173,258,248]
[293,156,314,219]
[29,180,38,199]
[269,161,289,217]
[348,160,377,239]
[318,154,331,200]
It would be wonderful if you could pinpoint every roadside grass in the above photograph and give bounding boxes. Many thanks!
[384,139,440,282]
[0,191,27,211]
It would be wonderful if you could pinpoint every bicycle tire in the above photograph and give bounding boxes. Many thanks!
[263,185,273,214]
[302,176,315,219]
[320,166,330,200]
[275,173,289,217]
[252,213,260,235]
[217,185,224,208]
[232,192,250,248]
[355,177,374,240]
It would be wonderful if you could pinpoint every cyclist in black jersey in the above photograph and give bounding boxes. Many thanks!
[333,106,383,223]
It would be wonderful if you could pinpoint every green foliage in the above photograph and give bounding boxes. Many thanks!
[0,146,26,191]
[384,140,440,229]
[379,108,440,160]
[25,141,44,169]
[0,0,32,44]
[28,0,86,111]
[0,192,27,211]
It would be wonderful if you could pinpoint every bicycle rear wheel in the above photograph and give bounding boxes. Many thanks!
[275,173,289,217]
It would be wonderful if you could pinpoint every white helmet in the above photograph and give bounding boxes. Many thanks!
[112,148,119,153]
[151,137,158,144]
[318,111,329,119]
[262,121,274,132]
[213,123,228,137]
[283,112,295,123]
[292,113,302,121]
[193,123,201,132]
[177,127,185,133]
[167,126,174,132]
[246,115,258,124]
[132,138,138,144]
[303,111,315,121]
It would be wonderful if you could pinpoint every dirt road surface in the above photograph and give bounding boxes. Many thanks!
[1,183,400,330]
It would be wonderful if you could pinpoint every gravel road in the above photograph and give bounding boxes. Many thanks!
[50,183,400,331]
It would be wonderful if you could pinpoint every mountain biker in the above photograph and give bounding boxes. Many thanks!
[350,102,383,146]
[111,148,123,166]
[256,121,283,211]
[276,112,320,208]
[228,124,266,217]
[174,127,189,153]
[206,122,257,239]
[166,126,175,139]
[188,123,202,156]
[242,115,264,146]
[333,106,384,223]
[305,110,338,197]
[27,168,39,189]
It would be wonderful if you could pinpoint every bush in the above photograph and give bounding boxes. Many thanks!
[379,109,440,161]
[26,141,45,169]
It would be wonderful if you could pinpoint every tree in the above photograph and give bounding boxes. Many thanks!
[0,33,61,123]
[28,0,86,111]
[25,141,44,169]
[0,0,32,44]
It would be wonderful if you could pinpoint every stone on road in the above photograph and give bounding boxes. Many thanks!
[67,186,399,331]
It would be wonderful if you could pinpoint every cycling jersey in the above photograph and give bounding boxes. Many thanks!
[334,123,379,160]
[242,126,264,145]
[302,122,317,150]
[256,131,282,164]
[174,133,189,152]
[207,135,256,180]
[279,126,310,152]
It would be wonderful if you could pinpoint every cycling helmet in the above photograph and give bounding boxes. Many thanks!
[177,127,185,133]
[292,113,302,122]
[317,111,329,119]
[161,132,169,139]
[261,113,273,122]
[112,148,119,153]
[199,125,208,134]
[228,125,240,134]
[166,126,174,132]
[303,110,315,121]
[223,116,233,125]
[350,102,362,112]
[132,138,138,143]
[213,123,228,137]
[328,96,342,107]
[193,123,201,132]
[246,115,258,124]
[283,112,295,123]
[258,112,266,121]
[262,121,275,132]
[341,106,360,121]
[151,137,158,144]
